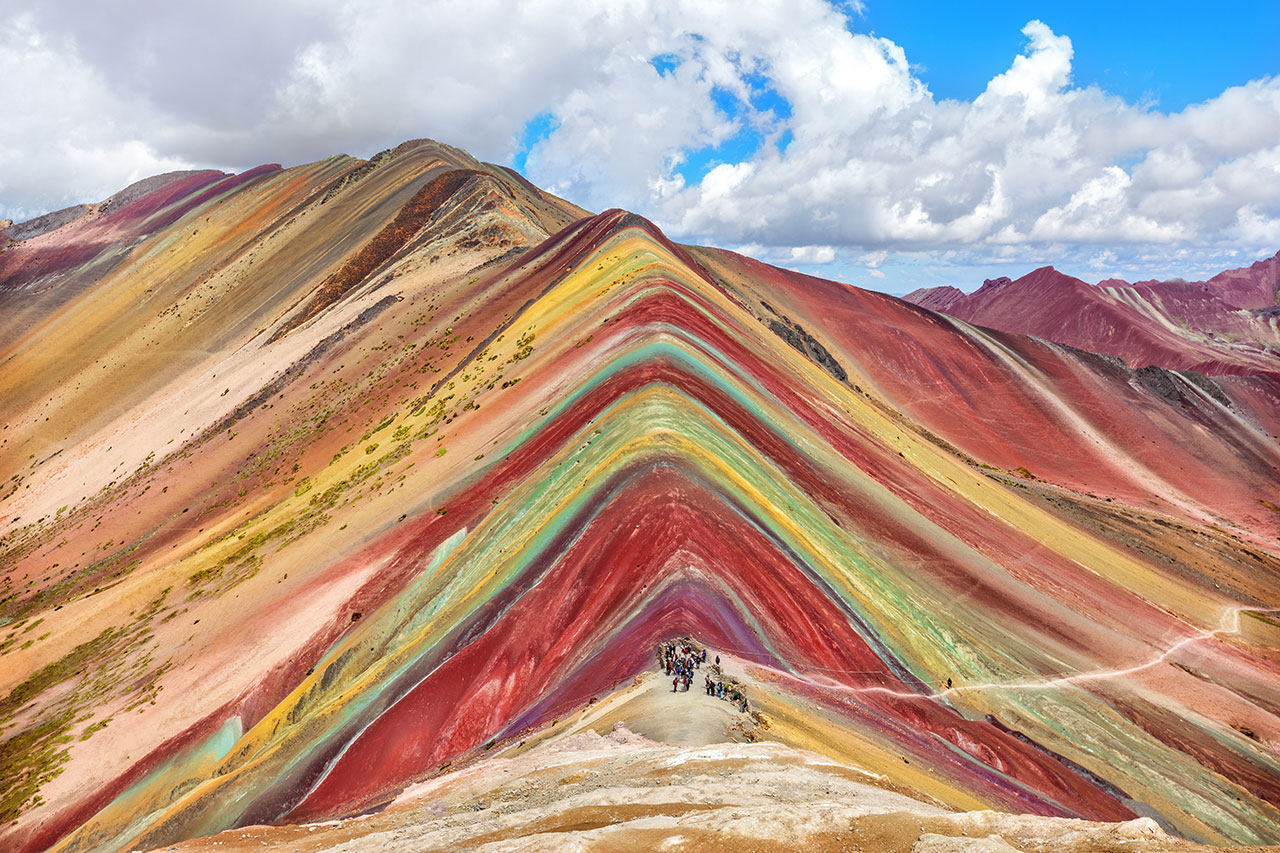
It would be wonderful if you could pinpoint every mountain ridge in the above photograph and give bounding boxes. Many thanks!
[2,140,1279,852]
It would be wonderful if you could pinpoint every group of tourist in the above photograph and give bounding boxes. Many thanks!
[703,676,749,713]
[656,638,749,713]
[659,639,705,691]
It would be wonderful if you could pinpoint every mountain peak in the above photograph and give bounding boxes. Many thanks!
[3,139,1280,853]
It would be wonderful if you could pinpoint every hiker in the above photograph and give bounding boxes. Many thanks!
[946,677,952,689]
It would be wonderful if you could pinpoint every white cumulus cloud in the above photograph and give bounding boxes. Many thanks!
[0,13,196,219]
[1,0,1276,288]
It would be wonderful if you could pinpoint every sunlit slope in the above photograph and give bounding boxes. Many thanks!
[704,249,1280,541]
[0,150,1277,852]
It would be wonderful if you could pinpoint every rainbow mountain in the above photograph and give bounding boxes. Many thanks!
[2,139,1280,851]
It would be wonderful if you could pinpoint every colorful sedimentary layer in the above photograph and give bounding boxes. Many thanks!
[2,140,1279,852]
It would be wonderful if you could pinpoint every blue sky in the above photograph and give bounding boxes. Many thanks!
[3,1,1278,295]
[865,0,1279,292]
[858,1,1279,110]
[638,0,1280,179]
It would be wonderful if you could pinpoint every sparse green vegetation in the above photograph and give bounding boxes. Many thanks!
[0,588,171,824]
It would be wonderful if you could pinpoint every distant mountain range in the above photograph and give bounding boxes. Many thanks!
[904,253,1280,376]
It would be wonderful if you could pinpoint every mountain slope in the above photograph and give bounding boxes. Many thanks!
[1,142,1279,852]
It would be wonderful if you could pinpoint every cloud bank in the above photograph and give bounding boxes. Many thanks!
[2,0,1276,288]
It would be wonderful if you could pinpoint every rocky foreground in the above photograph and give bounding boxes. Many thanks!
[147,686,1259,853]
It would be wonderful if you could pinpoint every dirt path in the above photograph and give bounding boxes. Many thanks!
[607,668,741,746]
[514,666,746,749]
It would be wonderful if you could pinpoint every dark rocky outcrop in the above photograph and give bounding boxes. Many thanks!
[766,316,848,383]
[1132,364,1232,408]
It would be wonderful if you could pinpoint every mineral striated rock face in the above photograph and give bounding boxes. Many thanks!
[1,139,1279,853]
